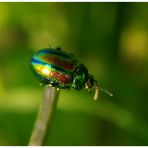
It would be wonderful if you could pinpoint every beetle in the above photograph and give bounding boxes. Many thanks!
[30,47,113,100]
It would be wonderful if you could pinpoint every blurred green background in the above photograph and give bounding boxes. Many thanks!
[0,2,148,146]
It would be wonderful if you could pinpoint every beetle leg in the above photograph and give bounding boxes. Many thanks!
[56,47,62,51]
[93,80,99,100]
[94,87,99,101]
[56,88,60,91]
[48,84,52,87]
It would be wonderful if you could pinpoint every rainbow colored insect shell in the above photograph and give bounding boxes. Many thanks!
[30,48,113,100]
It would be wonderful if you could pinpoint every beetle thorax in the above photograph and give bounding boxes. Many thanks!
[72,64,89,90]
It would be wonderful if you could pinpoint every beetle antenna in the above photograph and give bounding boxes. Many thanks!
[100,88,113,97]
[93,80,113,101]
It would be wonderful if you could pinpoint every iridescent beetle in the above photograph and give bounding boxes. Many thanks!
[30,47,113,100]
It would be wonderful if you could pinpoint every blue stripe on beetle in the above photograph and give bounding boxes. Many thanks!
[30,47,113,100]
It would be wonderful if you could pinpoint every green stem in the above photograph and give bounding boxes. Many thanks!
[28,86,60,146]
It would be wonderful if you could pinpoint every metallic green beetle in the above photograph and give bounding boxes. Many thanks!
[30,47,113,100]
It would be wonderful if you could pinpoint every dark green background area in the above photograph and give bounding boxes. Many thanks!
[0,2,148,146]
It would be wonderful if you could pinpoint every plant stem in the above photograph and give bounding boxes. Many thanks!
[28,86,60,146]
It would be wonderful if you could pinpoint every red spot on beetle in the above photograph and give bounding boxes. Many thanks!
[51,71,71,84]
[58,74,69,83]
[43,56,75,71]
